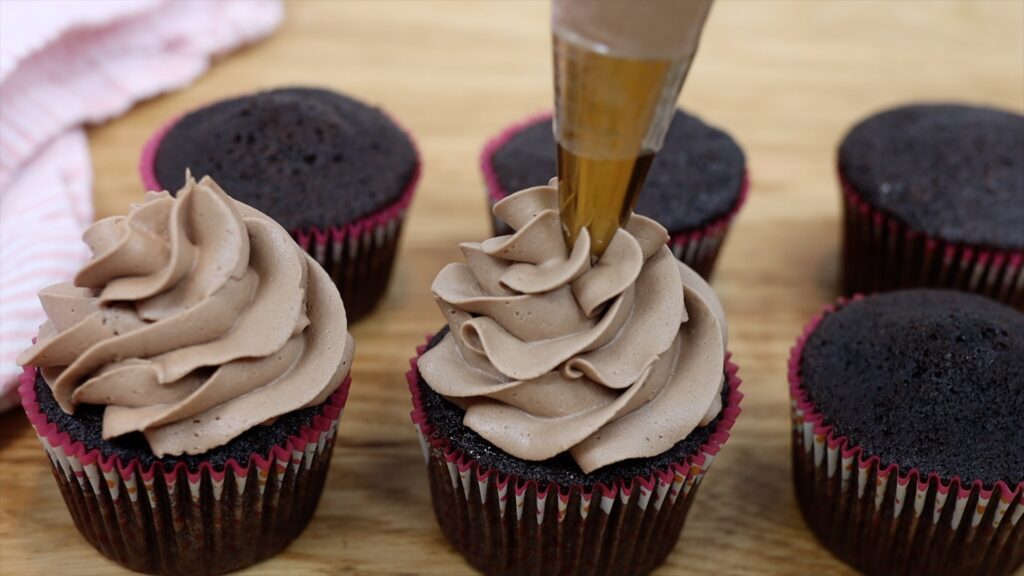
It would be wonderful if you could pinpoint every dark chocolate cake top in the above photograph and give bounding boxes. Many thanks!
[154,87,417,231]
[488,110,746,233]
[839,103,1024,250]
[800,290,1024,487]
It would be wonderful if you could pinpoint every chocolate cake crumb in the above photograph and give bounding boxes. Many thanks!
[154,87,417,230]
[801,289,1024,486]
[839,103,1024,250]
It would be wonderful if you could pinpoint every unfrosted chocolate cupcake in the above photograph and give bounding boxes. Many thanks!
[141,87,420,321]
[482,110,747,278]
[18,175,355,576]
[789,289,1024,576]
[839,104,1024,309]
[409,184,742,576]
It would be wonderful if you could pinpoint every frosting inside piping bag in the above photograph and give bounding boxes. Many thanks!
[418,182,726,473]
[18,175,354,457]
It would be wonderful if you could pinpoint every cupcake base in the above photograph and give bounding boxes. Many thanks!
[841,177,1024,310]
[409,336,743,576]
[789,299,1024,576]
[20,367,351,576]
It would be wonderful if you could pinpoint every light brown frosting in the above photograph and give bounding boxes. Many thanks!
[418,183,726,473]
[18,175,354,457]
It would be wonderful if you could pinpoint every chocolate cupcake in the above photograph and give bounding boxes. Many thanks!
[839,104,1024,309]
[18,175,355,576]
[140,87,420,322]
[481,110,747,278]
[789,290,1024,576]
[409,184,742,576]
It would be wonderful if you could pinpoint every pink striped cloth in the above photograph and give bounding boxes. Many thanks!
[0,0,284,411]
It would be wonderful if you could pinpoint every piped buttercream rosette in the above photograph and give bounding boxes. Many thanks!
[418,182,727,473]
[19,175,354,457]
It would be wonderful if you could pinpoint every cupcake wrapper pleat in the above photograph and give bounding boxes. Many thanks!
[20,367,351,576]
[292,173,416,322]
[664,209,740,280]
[408,338,743,576]
[140,112,422,323]
[841,177,1024,310]
[419,440,709,576]
[481,113,748,280]
[789,300,1024,576]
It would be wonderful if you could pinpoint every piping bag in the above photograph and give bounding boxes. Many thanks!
[552,0,713,257]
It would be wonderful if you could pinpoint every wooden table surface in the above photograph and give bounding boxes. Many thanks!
[2,1,1022,574]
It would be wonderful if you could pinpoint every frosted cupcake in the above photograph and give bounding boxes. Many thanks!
[18,175,354,575]
[408,183,742,576]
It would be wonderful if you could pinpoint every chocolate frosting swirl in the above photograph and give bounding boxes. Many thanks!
[18,175,354,457]
[418,183,727,473]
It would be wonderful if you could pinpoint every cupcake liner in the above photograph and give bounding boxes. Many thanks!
[841,176,1024,310]
[408,336,743,576]
[789,297,1024,576]
[19,366,351,576]
[140,112,422,323]
[480,113,749,279]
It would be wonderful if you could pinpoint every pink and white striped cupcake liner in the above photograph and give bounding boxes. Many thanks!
[841,177,1024,310]
[19,366,351,576]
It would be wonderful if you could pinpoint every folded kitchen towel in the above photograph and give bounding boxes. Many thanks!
[0,0,284,411]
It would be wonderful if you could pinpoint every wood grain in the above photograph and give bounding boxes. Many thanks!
[2,1,1022,574]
